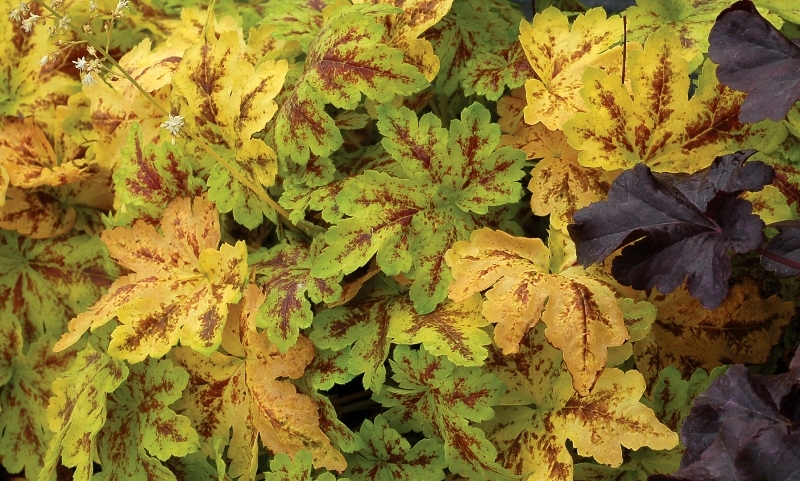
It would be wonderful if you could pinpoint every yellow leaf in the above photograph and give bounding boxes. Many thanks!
[519,7,626,130]
[55,196,249,360]
[446,228,628,395]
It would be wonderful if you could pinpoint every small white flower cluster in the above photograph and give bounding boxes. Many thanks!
[112,0,129,18]
[73,54,104,86]
[9,2,42,33]
[161,114,186,142]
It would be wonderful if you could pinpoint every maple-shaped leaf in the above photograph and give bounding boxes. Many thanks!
[446,228,628,396]
[743,184,796,225]
[264,450,346,481]
[0,332,77,480]
[708,0,800,123]
[373,345,512,481]
[172,17,288,228]
[92,358,199,481]
[249,238,343,352]
[0,2,77,122]
[565,26,785,173]
[0,230,119,346]
[520,7,626,130]
[353,0,454,82]
[344,414,447,481]
[173,285,345,479]
[313,103,525,313]
[569,150,773,309]
[462,41,535,101]
[761,219,800,276]
[483,324,678,481]
[110,123,205,227]
[633,278,794,387]
[54,195,249,360]
[651,363,800,481]
[41,342,129,481]
[274,3,429,164]
[263,0,330,52]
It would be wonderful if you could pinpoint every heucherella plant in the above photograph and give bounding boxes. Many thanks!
[0,0,798,480]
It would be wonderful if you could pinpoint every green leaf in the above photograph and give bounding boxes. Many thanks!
[92,358,199,481]
[344,414,447,481]
[0,334,78,480]
[264,450,347,481]
[251,238,343,352]
[373,345,511,481]
[111,122,204,227]
[41,343,129,481]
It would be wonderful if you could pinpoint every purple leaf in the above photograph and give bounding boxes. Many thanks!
[568,151,772,309]
[761,220,800,277]
[708,0,800,123]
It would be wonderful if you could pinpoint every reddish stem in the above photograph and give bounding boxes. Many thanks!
[756,247,800,272]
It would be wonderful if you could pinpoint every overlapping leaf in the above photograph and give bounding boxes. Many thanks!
[0,230,119,346]
[312,103,525,313]
[565,27,785,173]
[483,324,678,481]
[373,345,511,481]
[462,41,534,101]
[249,238,342,352]
[41,342,129,481]
[520,7,625,130]
[446,228,628,396]
[0,332,77,480]
[110,122,204,227]
[91,358,199,481]
[173,285,345,479]
[274,3,429,164]
[172,15,288,228]
[54,196,249,360]
[264,450,345,481]
[633,279,795,387]
[344,414,447,481]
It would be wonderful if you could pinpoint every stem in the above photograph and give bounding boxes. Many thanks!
[35,0,322,238]
[756,247,800,271]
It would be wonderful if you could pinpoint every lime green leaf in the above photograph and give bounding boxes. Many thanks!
[264,450,347,481]
[92,358,199,481]
[374,345,511,481]
[111,123,204,227]
[42,343,129,481]
[264,0,330,52]
[0,334,78,480]
[0,230,120,347]
[250,239,343,352]
[345,414,447,481]
[274,4,429,163]
[462,41,534,101]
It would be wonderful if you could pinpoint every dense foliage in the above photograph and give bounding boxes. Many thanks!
[0,0,798,480]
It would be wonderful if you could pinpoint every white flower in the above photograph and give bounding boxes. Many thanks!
[82,72,96,86]
[116,0,129,9]
[39,55,49,66]
[89,0,98,11]
[21,13,40,32]
[161,114,185,137]
[73,56,87,71]
[58,15,70,30]
[9,7,22,22]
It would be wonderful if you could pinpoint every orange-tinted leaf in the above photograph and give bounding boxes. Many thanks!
[633,278,795,386]
[55,196,248,360]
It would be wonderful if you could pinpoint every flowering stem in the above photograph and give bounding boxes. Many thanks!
[33,0,322,238]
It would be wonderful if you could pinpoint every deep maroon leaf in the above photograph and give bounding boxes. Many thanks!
[568,151,772,308]
[708,0,800,123]
[649,363,800,481]
[761,220,800,277]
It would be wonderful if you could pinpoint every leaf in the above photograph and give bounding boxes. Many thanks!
[743,184,795,225]
[91,358,199,481]
[445,228,628,396]
[564,27,785,173]
[344,414,447,481]
[708,0,800,123]
[483,324,678,481]
[461,41,534,101]
[313,103,525,314]
[633,278,795,387]
[0,230,119,346]
[250,239,343,352]
[373,345,511,481]
[41,342,129,481]
[568,151,773,308]
[264,0,331,52]
[761,220,800,277]
[264,450,345,481]
[274,3,429,163]
[0,334,77,480]
[54,196,249,360]
[173,285,345,479]
[110,122,205,227]
[520,7,625,130]
[651,363,800,481]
